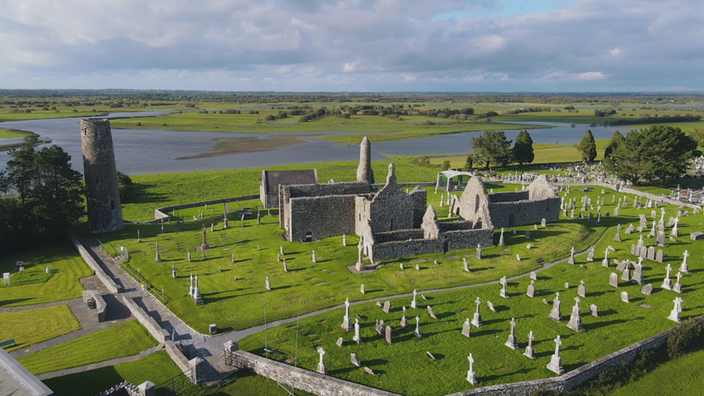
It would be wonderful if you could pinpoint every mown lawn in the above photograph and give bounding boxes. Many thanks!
[0,243,93,307]
[18,320,158,375]
[237,191,704,395]
[0,305,80,352]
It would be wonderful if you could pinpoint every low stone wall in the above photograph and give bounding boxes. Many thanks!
[122,296,170,343]
[230,350,400,396]
[164,341,204,384]
[68,232,121,294]
[450,317,704,395]
[82,290,107,322]
[153,194,260,221]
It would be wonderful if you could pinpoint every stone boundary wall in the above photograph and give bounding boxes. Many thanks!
[164,341,190,373]
[152,194,260,221]
[449,316,704,396]
[68,232,121,294]
[372,182,435,189]
[122,296,171,343]
[82,290,107,322]
[231,350,400,396]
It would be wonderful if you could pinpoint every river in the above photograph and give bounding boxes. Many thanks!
[0,113,637,175]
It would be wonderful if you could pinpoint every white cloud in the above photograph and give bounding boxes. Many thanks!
[0,0,701,91]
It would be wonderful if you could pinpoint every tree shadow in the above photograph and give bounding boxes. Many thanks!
[585,318,628,330]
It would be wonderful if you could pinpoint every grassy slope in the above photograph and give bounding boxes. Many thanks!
[18,320,158,375]
[237,191,704,396]
[0,305,81,352]
[43,350,314,396]
[610,347,704,396]
[0,243,93,307]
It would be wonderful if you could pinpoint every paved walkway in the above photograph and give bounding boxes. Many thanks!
[35,344,164,380]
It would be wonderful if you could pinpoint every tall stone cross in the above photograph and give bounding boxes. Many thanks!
[468,353,474,371]
[475,297,481,313]
[509,318,516,336]
[675,296,683,312]
[528,331,534,347]
[318,347,326,364]
[553,335,562,356]
[345,298,350,319]
[202,224,207,245]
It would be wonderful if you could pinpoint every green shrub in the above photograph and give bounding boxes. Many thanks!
[668,319,703,359]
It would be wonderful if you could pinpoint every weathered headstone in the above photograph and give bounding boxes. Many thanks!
[383,301,391,314]
[467,353,477,385]
[668,297,683,323]
[476,244,482,260]
[414,316,422,339]
[578,280,586,298]
[568,246,576,265]
[621,267,630,282]
[527,280,535,298]
[498,227,505,246]
[567,297,584,332]
[656,231,666,247]
[546,336,564,375]
[353,318,362,344]
[641,284,653,295]
[505,318,518,350]
[360,284,365,294]
[487,301,496,312]
[590,304,598,317]
[610,272,619,287]
[471,297,482,327]
[656,249,664,263]
[647,246,655,261]
[524,331,535,359]
[530,271,537,281]
[462,318,471,338]
[351,353,361,367]
[385,326,393,344]
[336,337,344,347]
[411,289,418,309]
[673,271,683,294]
[632,259,644,285]
[587,248,595,262]
[662,264,672,290]
[549,292,561,322]
[621,291,630,303]
[680,250,689,274]
[316,348,327,375]
[427,305,438,320]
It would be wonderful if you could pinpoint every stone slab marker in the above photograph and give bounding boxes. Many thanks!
[414,316,422,338]
[549,293,561,322]
[336,337,343,347]
[673,272,683,294]
[567,297,584,332]
[383,301,391,314]
[527,280,535,298]
[641,284,653,295]
[621,291,630,303]
[353,318,362,344]
[428,305,438,319]
[568,247,576,265]
[462,318,471,338]
[610,272,619,287]
[578,280,586,298]
[668,297,683,323]
[467,353,477,385]
[265,275,271,291]
[385,326,393,344]
[590,304,598,317]
[351,353,361,367]
[411,289,418,309]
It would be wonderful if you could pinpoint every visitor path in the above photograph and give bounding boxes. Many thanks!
[19,230,600,380]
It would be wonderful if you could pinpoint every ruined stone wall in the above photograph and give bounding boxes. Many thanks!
[488,190,529,203]
[373,230,424,243]
[287,195,357,241]
[410,188,427,228]
[438,221,475,232]
[80,118,124,233]
[356,182,419,235]
[488,197,561,228]
[279,182,370,229]
[370,228,493,261]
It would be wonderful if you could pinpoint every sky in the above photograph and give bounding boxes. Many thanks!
[0,0,702,92]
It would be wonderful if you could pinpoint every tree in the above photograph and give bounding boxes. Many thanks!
[117,170,134,203]
[604,126,699,185]
[512,130,534,165]
[442,160,451,170]
[472,131,512,169]
[462,155,473,172]
[603,131,624,161]
[0,144,84,251]
[577,130,597,163]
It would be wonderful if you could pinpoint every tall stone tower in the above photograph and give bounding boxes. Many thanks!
[80,118,124,233]
[356,136,374,184]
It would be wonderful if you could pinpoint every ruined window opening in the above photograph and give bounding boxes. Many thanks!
[305,232,313,242]
[475,219,483,229]
[359,213,361,221]
[443,240,449,253]
[475,195,480,213]
[110,200,115,210]
[508,214,515,227]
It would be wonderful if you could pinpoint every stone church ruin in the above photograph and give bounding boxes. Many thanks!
[267,137,561,264]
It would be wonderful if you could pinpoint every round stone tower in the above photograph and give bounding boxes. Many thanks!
[356,136,375,184]
[80,118,124,233]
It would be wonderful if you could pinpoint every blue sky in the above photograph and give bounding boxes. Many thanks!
[0,0,701,92]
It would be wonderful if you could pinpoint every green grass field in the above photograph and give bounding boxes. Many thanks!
[18,320,158,375]
[0,305,80,352]
[236,191,704,395]
[42,350,314,396]
[0,243,93,307]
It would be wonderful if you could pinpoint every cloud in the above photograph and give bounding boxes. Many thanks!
[0,0,701,91]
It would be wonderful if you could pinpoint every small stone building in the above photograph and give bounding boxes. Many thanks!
[260,169,318,208]
[458,175,560,228]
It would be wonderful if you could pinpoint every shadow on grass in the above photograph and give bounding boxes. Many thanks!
[585,318,628,330]
[132,183,169,205]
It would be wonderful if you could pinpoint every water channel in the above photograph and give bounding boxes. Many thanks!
[0,112,639,175]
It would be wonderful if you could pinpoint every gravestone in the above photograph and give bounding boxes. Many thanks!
[516,254,521,262]
[590,304,598,317]
[527,280,535,298]
[549,293,561,322]
[668,297,683,323]
[351,353,361,367]
[647,247,655,261]
[487,301,496,312]
[641,284,653,295]
[662,264,672,290]
[541,218,547,227]
[476,244,482,259]
[467,353,477,385]
[353,318,362,344]
[568,247,576,265]
[360,284,365,294]
[414,316,422,339]
[499,227,505,246]
[578,280,586,298]
[587,248,595,262]
[500,276,509,298]
[673,272,683,294]
[336,337,344,347]
[610,272,619,287]
[383,301,391,314]
[690,232,704,241]
[316,348,327,375]
[614,224,621,242]
[471,297,482,327]
[621,291,630,303]
[530,271,537,281]
[656,231,666,247]
[614,207,620,216]
[656,250,664,263]
[546,336,564,375]
[411,289,418,309]
[567,297,584,332]
[602,248,610,268]
[265,276,271,291]
[632,259,644,285]
[427,305,438,320]
[524,331,535,359]
[505,318,518,350]
[525,231,531,239]
[464,257,470,272]
[462,318,471,338]
[385,326,393,344]
[375,320,384,336]
[680,250,689,274]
